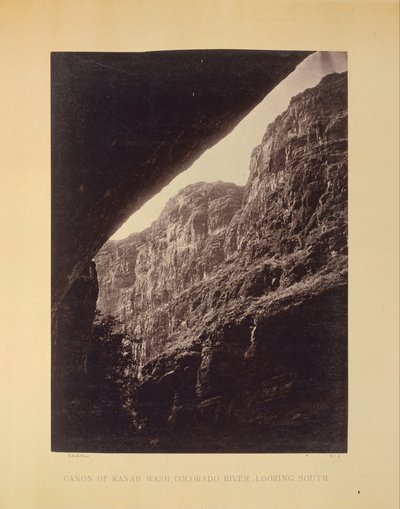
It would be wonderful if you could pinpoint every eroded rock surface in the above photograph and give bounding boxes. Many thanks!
[95,72,348,452]
[96,181,244,372]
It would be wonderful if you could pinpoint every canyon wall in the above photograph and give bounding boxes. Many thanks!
[94,72,348,452]
[95,181,245,372]
[51,50,311,450]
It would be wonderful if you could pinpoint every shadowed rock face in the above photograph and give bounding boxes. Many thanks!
[51,50,312,450]
[95,72,348,453]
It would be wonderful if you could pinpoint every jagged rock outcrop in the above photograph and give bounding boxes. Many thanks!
[51,262,99,440]
[95,72,348,452]
[96,181,244,372]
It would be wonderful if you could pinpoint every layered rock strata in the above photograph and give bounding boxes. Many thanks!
[96,181,245,373]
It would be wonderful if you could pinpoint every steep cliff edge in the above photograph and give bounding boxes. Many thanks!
[95,72,347,452]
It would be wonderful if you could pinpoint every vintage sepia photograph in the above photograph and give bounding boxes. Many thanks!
[51,49,348,453]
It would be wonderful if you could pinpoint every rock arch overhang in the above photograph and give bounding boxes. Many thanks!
[51,50,313,448]
[52,50,312,313]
